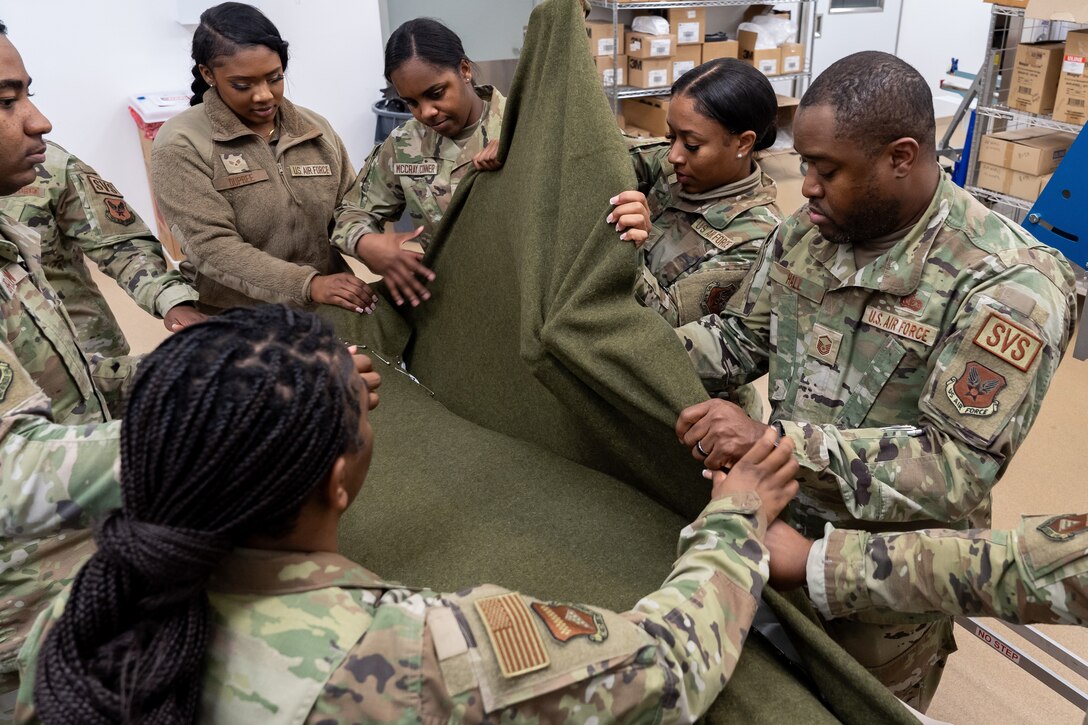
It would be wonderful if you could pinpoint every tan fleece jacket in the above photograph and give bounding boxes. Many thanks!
[151,90,355,310]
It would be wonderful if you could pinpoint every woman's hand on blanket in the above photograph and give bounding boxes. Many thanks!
[310,272,378,314]
[472,139,503,171]
[607,190,652,247]
[355,228,435,307]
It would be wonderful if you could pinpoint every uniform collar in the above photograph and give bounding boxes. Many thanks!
[669,165,777,230]
[809,171,950,295]
[207,547,403,595]
[202,88,319,145]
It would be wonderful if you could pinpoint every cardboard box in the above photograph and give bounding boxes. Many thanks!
[1009,132,1075,174]
[622,96,670,136]
[586,21,623,57]
[627,57,671,88]
[627,32,674,59]
[977,128,1050,167]
[780,42,805,74]
[739,30,780,76]
[1054,29,1088,125]
[985,0,1029,7]
[672,44,702,80]
[1025,0,1088,23]
[702,40,739,62]
[776,94,800,131]
[595,55,627,87]
[666,7,705,45]
[1009,170,1054,201]
[1008,42,1065,115]
[624,125,654,139]
[977,163,1013,194]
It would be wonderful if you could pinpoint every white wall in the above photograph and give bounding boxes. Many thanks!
[895,0,992,118]
[383,0,537,62]
[4,0,385,232]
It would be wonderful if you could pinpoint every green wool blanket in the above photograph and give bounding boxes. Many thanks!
[332,0,915,721]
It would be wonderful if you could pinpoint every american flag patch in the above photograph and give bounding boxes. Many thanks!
[474,593,550,678]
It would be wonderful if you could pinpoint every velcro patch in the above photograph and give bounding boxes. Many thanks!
[1038,514,1088,542]
[289,164,331,177]
[103,198,135,226]
[704,283,735,315]
[945,361,1006,416]
[809,323,843,365]
[863,305,939,346]
[86,175,121,197]
[895,291,928,315]
[474,593,550,678]
[220,153,250,174]
[973,310,1043,372]
[692,218,738,251]
[212,169,271,191]
[531,602,608,644]
[394,161,438,176]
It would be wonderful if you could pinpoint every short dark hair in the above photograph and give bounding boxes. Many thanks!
[384,18,473,84]
[0,20,7,35]
[672,58,778,151]
[801,51,935,155]
[189,2,290,106]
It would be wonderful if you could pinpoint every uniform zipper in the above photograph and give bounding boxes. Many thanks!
[277,162,301,205]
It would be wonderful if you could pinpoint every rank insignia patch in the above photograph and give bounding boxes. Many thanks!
[0,362,12,403]
[946,361,1006,416]
[809,323,843,365]
[220,153,250,174]
[703,284,735,315]
[1038,514,1088,541]
[474,593,550,678]
[103,198,135,226]
[531,601,608,644]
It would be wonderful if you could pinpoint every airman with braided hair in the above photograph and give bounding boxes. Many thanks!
[18,301,800,724]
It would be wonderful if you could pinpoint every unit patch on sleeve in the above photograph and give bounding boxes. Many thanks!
[103,198,135,226]
[972,310,1043,372]
[1037,514,1088,542]
[474,593,550,678]
[530,602,608,644]
[703,283,736,315]
[945,361,1006,416]
[86,175,122,197]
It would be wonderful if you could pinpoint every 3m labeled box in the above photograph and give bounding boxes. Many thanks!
[672,44,702,80]
[627,57,671,88]
[586,21,623,57]
[702,40,739,62]
[1054,29,1088,124]
[622,96,670,136]
[1008,42,1065,115]
[666,7,706,45]
[780,42,805,74]
[627,31,674,59]
[739,30,780,76]
[595,55,627,86]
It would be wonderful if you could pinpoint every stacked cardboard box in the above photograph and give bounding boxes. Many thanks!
[976,129,1073,200]
[738,31,806,77]
[1054,29,1088,125]
[622,97,670,137]
[1008,42,1065,115]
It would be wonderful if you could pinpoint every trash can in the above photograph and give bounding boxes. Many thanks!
[128,91,191,263]
[372,98,413,144]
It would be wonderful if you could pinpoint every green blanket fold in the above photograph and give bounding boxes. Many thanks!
[335,0,914,722]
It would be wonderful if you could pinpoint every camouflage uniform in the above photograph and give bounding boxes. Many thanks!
[809,513,1088,626]
[676,173,1076,708]
[0,215,123,712]
[630,139,780,420]
[331,86,506,256]
[17,492,770,723]
[0,142,198,357]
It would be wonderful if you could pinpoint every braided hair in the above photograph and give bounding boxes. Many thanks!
[189,2,290,105]
[33,304,362,724]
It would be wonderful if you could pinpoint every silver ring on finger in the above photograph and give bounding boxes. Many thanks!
[696,441,708,457]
